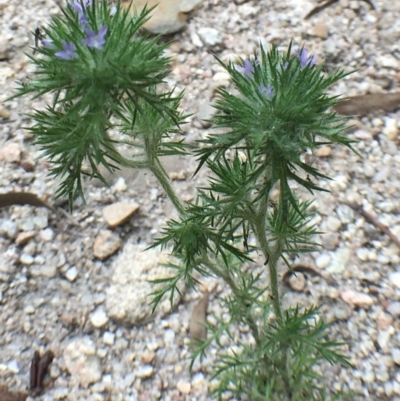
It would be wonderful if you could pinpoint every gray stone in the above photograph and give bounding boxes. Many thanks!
[322,232,340,250]
[198,27,222,46]
[93,230,121,260]
[0,219,18,239]
[326,247,351,274]
[106,243,185,326]
[325,216,342,231]
[63,336,102,388]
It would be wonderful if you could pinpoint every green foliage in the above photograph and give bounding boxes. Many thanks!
[11,1,185,209]
[10,2,358,398]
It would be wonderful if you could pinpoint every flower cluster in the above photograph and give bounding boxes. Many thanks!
[236,47,317,100]
[44,0,108,60]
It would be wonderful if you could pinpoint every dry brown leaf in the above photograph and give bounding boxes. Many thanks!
[305,0,377,20]
[333,92,400,116]
[282,265,323,288]
[0,192,58,214]
[189,292,209,341]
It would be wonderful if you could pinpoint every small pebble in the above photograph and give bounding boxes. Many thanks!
[0,219,18,239]
[8,360,19,373]
[315,253,331,269]
[198,27,222,46]
[65,266,79,282]
[177,379,191,394]
[136,365,154,379]
[389,272,400,289]
[341,288,373,307]
[288,272,306,292]
[103,331,115,345]
[40,228,54,242]
[112,177,127,192]
[325,216,342,231]
[20,253,34,265]
[90,308,109,328]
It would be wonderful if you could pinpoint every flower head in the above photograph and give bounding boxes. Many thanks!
[237,59,255,77]
[55,41,77,60]
[295,49,316,69]
[82,26,108,50]
[259,84,275,99]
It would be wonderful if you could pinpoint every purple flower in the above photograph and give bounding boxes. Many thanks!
[41,39,55,49]
[259,84,275,98]
[295,49,316,69]
[282,61,289,70]
[237,59,255,77]
[82,26,108,50]
[55,41,77,60]
[72,0,91,27]
[72,0,92,12]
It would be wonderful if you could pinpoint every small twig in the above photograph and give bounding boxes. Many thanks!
[345,203,400,249]
[305,0,339,20]
[305,0,377,20]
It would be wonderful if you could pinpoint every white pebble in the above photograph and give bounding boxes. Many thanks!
[65,266,78,282]
[363,369,375,383]
[54,388,69,400]
[315,253,331,269]
[103,331,115,345]
[389,272,400,289]
[20,253,34,265]
[356,248,369,261]
[33,215,48,229]
[40,228,54,242]
[113,177,127,192]
[164,328,175,345]
[383,119,398,141]
[385,381,394,397]
[198,27,222,46]
[90,308,109,328]
[0,219,18,239]
[34,255,45,265]
[136,365,154,379]
[392,349,400,365]
[8,360,19,373]
[325,216,342,231]
[24,305,35,314]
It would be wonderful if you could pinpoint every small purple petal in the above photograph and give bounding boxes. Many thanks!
[72,0,89,27]
[259,84,275,99]
[282,61,289,70]
[55,41,77,60]
[295,49,316,69]
[41,39,55,48]
[237,59,255,77]
[82,26,108,50]
[72,0,84,14]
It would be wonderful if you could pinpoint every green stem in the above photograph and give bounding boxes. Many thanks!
[149,159,185,215]
[199,252,260,344]
[254,192,283,323]
[253,185,293,400]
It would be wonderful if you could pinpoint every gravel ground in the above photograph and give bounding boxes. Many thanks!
[1,0,400,400]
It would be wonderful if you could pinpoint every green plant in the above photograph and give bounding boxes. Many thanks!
[11,1,358,399]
